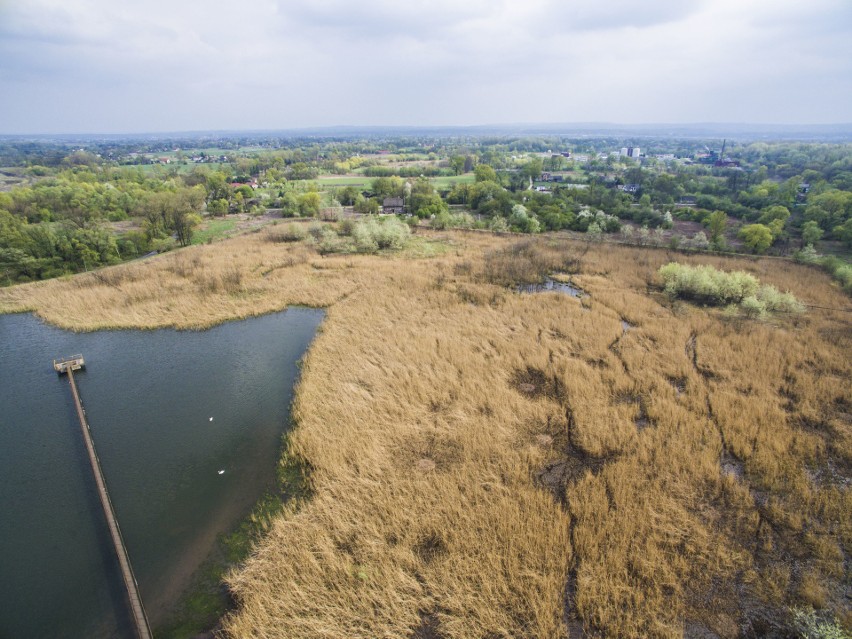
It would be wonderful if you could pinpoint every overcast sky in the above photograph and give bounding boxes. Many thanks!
[0,0,850,134]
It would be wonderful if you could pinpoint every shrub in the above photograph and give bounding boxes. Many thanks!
[337,218,356,237]
[352,217,411,253]
[431,210,451,230]
[757,285,806,314]
[373,217,410,250]
[833,264,852,292]
[352,221,379,253]
[689,231,710,250]
[268,224,307,243]
[793,249,852,294]
[740,295,766,318]
[659,263,759,304]
[316,227,343,255]
[790,608,850,639]
[795,244,821,265]
[307,222,325,242]
[489,216,509,233]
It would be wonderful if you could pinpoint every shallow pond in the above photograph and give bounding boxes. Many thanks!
[0,308,323,638]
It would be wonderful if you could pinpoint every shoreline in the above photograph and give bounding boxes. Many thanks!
[156,439,312,637]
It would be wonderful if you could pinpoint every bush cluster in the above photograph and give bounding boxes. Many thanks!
[351,217,411,252]
[267,223,308,243]
[285,217,411,255]
[795,245,852,294]
[659,262,804,316]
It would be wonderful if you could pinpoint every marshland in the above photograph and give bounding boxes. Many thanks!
[1,225,849,638]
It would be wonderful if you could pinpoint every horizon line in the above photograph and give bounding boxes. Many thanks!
[2,121,852,139]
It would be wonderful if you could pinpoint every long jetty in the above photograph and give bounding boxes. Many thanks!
[54,355,153,639]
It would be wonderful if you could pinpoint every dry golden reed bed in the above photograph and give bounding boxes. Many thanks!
[2,229,850,638]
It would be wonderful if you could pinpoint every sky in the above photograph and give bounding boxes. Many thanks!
[0,0,850,134]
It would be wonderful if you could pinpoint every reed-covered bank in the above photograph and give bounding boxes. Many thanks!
[2,228,849,638]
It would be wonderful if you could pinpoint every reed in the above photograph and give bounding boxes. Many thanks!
[2,229,849,637]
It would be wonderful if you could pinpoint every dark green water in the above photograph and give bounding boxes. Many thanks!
[0,308,324,638]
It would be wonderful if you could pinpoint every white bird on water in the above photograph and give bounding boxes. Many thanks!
[209,416,213,422]
[218,470,225,475]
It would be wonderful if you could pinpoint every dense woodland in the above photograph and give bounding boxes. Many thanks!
[1,135,850,290]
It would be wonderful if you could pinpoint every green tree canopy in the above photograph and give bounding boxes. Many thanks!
[738,224,773,253]
[474,164,498,183]
[801,220,823,246]
[706,210,728,244]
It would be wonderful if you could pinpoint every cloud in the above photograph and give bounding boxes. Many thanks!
[0,0,849,132]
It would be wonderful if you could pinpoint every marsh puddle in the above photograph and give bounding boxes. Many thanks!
[518,278,585,298]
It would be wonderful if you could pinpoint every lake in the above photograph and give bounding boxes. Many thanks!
[0,308,324,638]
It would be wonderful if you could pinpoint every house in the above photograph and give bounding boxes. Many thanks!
[677,195,697,206]
[382,197,405,214]
[620,184,641,194]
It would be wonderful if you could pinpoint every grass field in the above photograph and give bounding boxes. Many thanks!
[1,230,849,638]
[311,176,373,188]
[312,174,476,190]
[192,219,236,245]
[432,174,475,188]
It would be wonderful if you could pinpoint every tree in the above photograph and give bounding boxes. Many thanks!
[205,172,231,202]
[233,192,245,213]
[738,224,773,253]
[298,192,322,217]
[354,195,379,215]
[520,158,543,183]
[287,162,318,180]
[805,190,852,231]
[767,218,785,242]
[474,164,497,183]
[833,218,852,247]
[207,198,228,217]
[371,176,404,199]
[706,210,727,244]
[801,220,823,247]
[337,186,359,206]
[758,205,790,226]
[172,211,201,247]
[449,156,465,175]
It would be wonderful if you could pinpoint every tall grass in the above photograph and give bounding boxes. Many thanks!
[1,231,849,638]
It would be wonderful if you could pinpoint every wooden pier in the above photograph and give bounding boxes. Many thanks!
[53,354,85,374]
[57,356,153,639]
